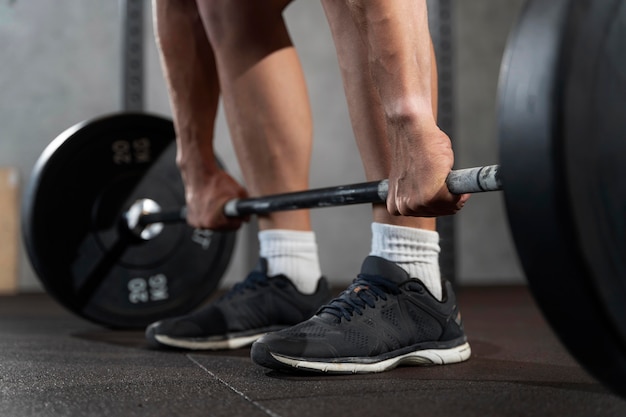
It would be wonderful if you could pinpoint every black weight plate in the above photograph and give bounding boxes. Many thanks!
[498,0,626,399]
[22,113,236,329]
[563,0,626,351]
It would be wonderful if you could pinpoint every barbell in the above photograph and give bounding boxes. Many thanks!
[128,164,501,238]
[19,0,626,400]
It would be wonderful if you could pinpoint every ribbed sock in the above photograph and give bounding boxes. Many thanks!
[369,222,443,300]
[258,229,322,295]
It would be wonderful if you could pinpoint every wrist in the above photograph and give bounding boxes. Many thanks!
[177,153,221,184]
[384,96,437,130]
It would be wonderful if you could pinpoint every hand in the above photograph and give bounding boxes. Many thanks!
[182,168,249,230]
[386,125,470,217]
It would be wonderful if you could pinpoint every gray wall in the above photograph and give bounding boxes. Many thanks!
[1,1,121,292]
[455,0,526,283]
[0,0,526,292]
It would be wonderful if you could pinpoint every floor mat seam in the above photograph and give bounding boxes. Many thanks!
[185,354,282,417]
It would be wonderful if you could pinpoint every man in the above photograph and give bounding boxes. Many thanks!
[146,0,471,374]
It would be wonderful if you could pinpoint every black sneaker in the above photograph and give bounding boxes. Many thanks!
[251,256,471,373]
[145,259,332,350]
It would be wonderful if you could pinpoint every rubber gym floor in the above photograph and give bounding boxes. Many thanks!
[1,286,626,417]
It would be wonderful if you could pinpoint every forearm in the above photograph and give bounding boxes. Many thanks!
[152,0,222,181]
[337,0,466,217]
[345,1,436,126]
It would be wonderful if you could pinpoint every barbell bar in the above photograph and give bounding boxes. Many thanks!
[132,165,502,235]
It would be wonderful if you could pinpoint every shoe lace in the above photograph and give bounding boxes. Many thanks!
[221,270,270,300]
[318,274,401,321]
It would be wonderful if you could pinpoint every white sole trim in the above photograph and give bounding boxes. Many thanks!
[154,333,266,350]
[271,342,472,373]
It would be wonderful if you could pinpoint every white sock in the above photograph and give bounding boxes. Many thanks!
[258,229,322,295]
[369,222,443,300]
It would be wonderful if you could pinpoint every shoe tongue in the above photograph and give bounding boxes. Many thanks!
[254,258,269,274]
[316,256,408,323]
[360,256,409,285]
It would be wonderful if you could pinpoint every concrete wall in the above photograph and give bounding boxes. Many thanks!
[454,0,526,284]
[1,1,121,292]
[0,0,527,292]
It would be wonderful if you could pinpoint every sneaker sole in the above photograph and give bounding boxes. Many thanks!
[150,332,266,350]
[252,342,472,374]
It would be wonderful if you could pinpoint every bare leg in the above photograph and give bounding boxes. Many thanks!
[197,0,314,232]
[248,2,471,372]
[146,0,327,351]
[154,0,320,282]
